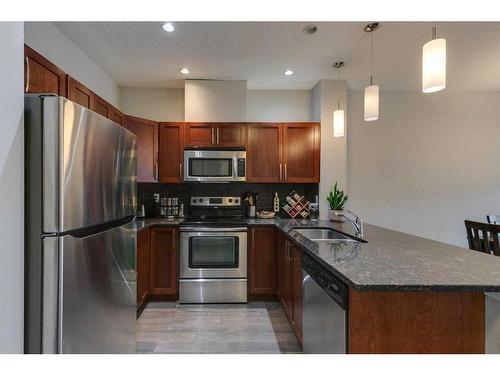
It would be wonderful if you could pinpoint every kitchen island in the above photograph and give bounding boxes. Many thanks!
[131,217,500,353]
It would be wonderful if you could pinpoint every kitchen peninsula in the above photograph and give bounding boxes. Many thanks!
[131,217,500,354]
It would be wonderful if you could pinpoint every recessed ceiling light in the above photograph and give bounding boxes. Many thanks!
[284,70,294,76]
[180,67,190,75]
[303,25,318,34]
[162,22,175,32]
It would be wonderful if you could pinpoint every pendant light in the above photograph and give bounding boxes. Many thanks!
[422,26,446,93]
[332,61,345,138]
[364,22,380,122]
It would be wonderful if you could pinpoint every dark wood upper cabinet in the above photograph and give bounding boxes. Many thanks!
[158,122,184,183]
[90,94,110,118]
[283,122,320,183]
[108,106,124,126]
[24,45,66,97]
[137,228,151,308]
[184,123,245,148]
[66,75,93,109]
[216,123,246,147]
[149,227,178,298]
[123,115,158,183]
[184,123,214,148]
[248,226,277,297]
[246,123,283,183]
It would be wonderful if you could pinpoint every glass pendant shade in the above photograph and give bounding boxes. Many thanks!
[364,84,379,121]
[422,38,446,93]
[333,109,345,138]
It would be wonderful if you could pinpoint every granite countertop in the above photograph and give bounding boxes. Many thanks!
[130,216,500,292]
[126,217,185,231]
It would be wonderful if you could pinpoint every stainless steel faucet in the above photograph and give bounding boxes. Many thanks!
[336,210,364,238]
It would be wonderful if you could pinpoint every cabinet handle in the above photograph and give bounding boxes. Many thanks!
[211,128,215,144]
[155,162,159,181]
[252,228,255,247]
[25,56,30,92]
[179,163,182,180]
[279,164,282,180]
[216,128,220,144]
[284,164,288,181]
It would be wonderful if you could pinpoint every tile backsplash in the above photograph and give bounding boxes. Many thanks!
[137,183,319,218]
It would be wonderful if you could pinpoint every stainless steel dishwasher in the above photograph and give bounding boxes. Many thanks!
[302,254,348,354]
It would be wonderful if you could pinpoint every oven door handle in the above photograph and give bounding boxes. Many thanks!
[180,226,248,232]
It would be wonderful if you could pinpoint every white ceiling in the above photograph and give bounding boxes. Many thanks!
[54,21,500,91]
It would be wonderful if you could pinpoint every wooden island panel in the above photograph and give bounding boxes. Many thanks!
[348,290,485,354]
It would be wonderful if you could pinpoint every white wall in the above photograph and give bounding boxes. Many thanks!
[24,22,121,108]
[312,80,348,220]
[121,87,184,122]
[247,90,311,121]
[347,90,500,247]
[0,22,24,353]
[185,80,247,122]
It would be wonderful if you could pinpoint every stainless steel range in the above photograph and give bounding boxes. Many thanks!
[179,197,247,303]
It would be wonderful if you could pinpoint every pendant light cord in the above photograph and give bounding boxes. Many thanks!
[337,66,341,109]
[370,31,374,85]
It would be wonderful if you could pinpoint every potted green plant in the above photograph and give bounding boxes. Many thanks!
[327,182,348,222]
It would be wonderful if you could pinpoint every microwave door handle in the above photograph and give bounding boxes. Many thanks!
[233,157,238,179]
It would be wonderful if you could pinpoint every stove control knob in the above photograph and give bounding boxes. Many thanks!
[198,198,203,203]
[192,198,196,203]
[235,198,240,204]
[228,198,233,203]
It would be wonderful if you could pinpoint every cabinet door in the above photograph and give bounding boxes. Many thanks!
[108,106,124,126]
[158,123,184,183]
[90,95,110,118]
[137,228,151,306]
[216,123,246,148]
[277,235,293,319]
[24,45,66,96]
[246,123,283,183]
[283,122,320,183]
[248,227,277,297]
[291,244,303,345]
[123,115,158,183]
[184,123,215,147]
[66,75,93,109]
[150,227,178,297]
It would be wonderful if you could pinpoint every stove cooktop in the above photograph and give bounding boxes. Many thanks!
[181,215,247,226]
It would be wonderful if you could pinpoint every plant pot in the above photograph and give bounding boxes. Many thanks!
[330,209,346,223]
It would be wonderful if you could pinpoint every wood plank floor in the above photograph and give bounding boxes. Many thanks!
[137,301,302,354]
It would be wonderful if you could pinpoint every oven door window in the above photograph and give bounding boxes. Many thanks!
[188,158,233,178]
[189,236,239,268]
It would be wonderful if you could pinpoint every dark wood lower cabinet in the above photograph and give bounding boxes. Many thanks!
[290,244,303,345]
[252,229,303,346]
[248,226,277,298]
[150,227,178,299]
[348,290,485,354]
[277,232,293,319]
[137,228,151,310]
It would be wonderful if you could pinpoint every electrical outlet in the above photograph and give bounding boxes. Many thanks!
[153,193,160,203]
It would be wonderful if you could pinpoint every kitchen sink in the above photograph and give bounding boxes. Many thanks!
[292,228,361,243]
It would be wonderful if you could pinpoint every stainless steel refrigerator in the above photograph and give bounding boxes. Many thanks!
[24,95,137,354]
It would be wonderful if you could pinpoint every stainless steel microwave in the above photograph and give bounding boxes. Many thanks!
[183,149,246,182]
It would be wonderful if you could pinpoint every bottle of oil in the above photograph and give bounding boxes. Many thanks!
[273,192,280,213]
